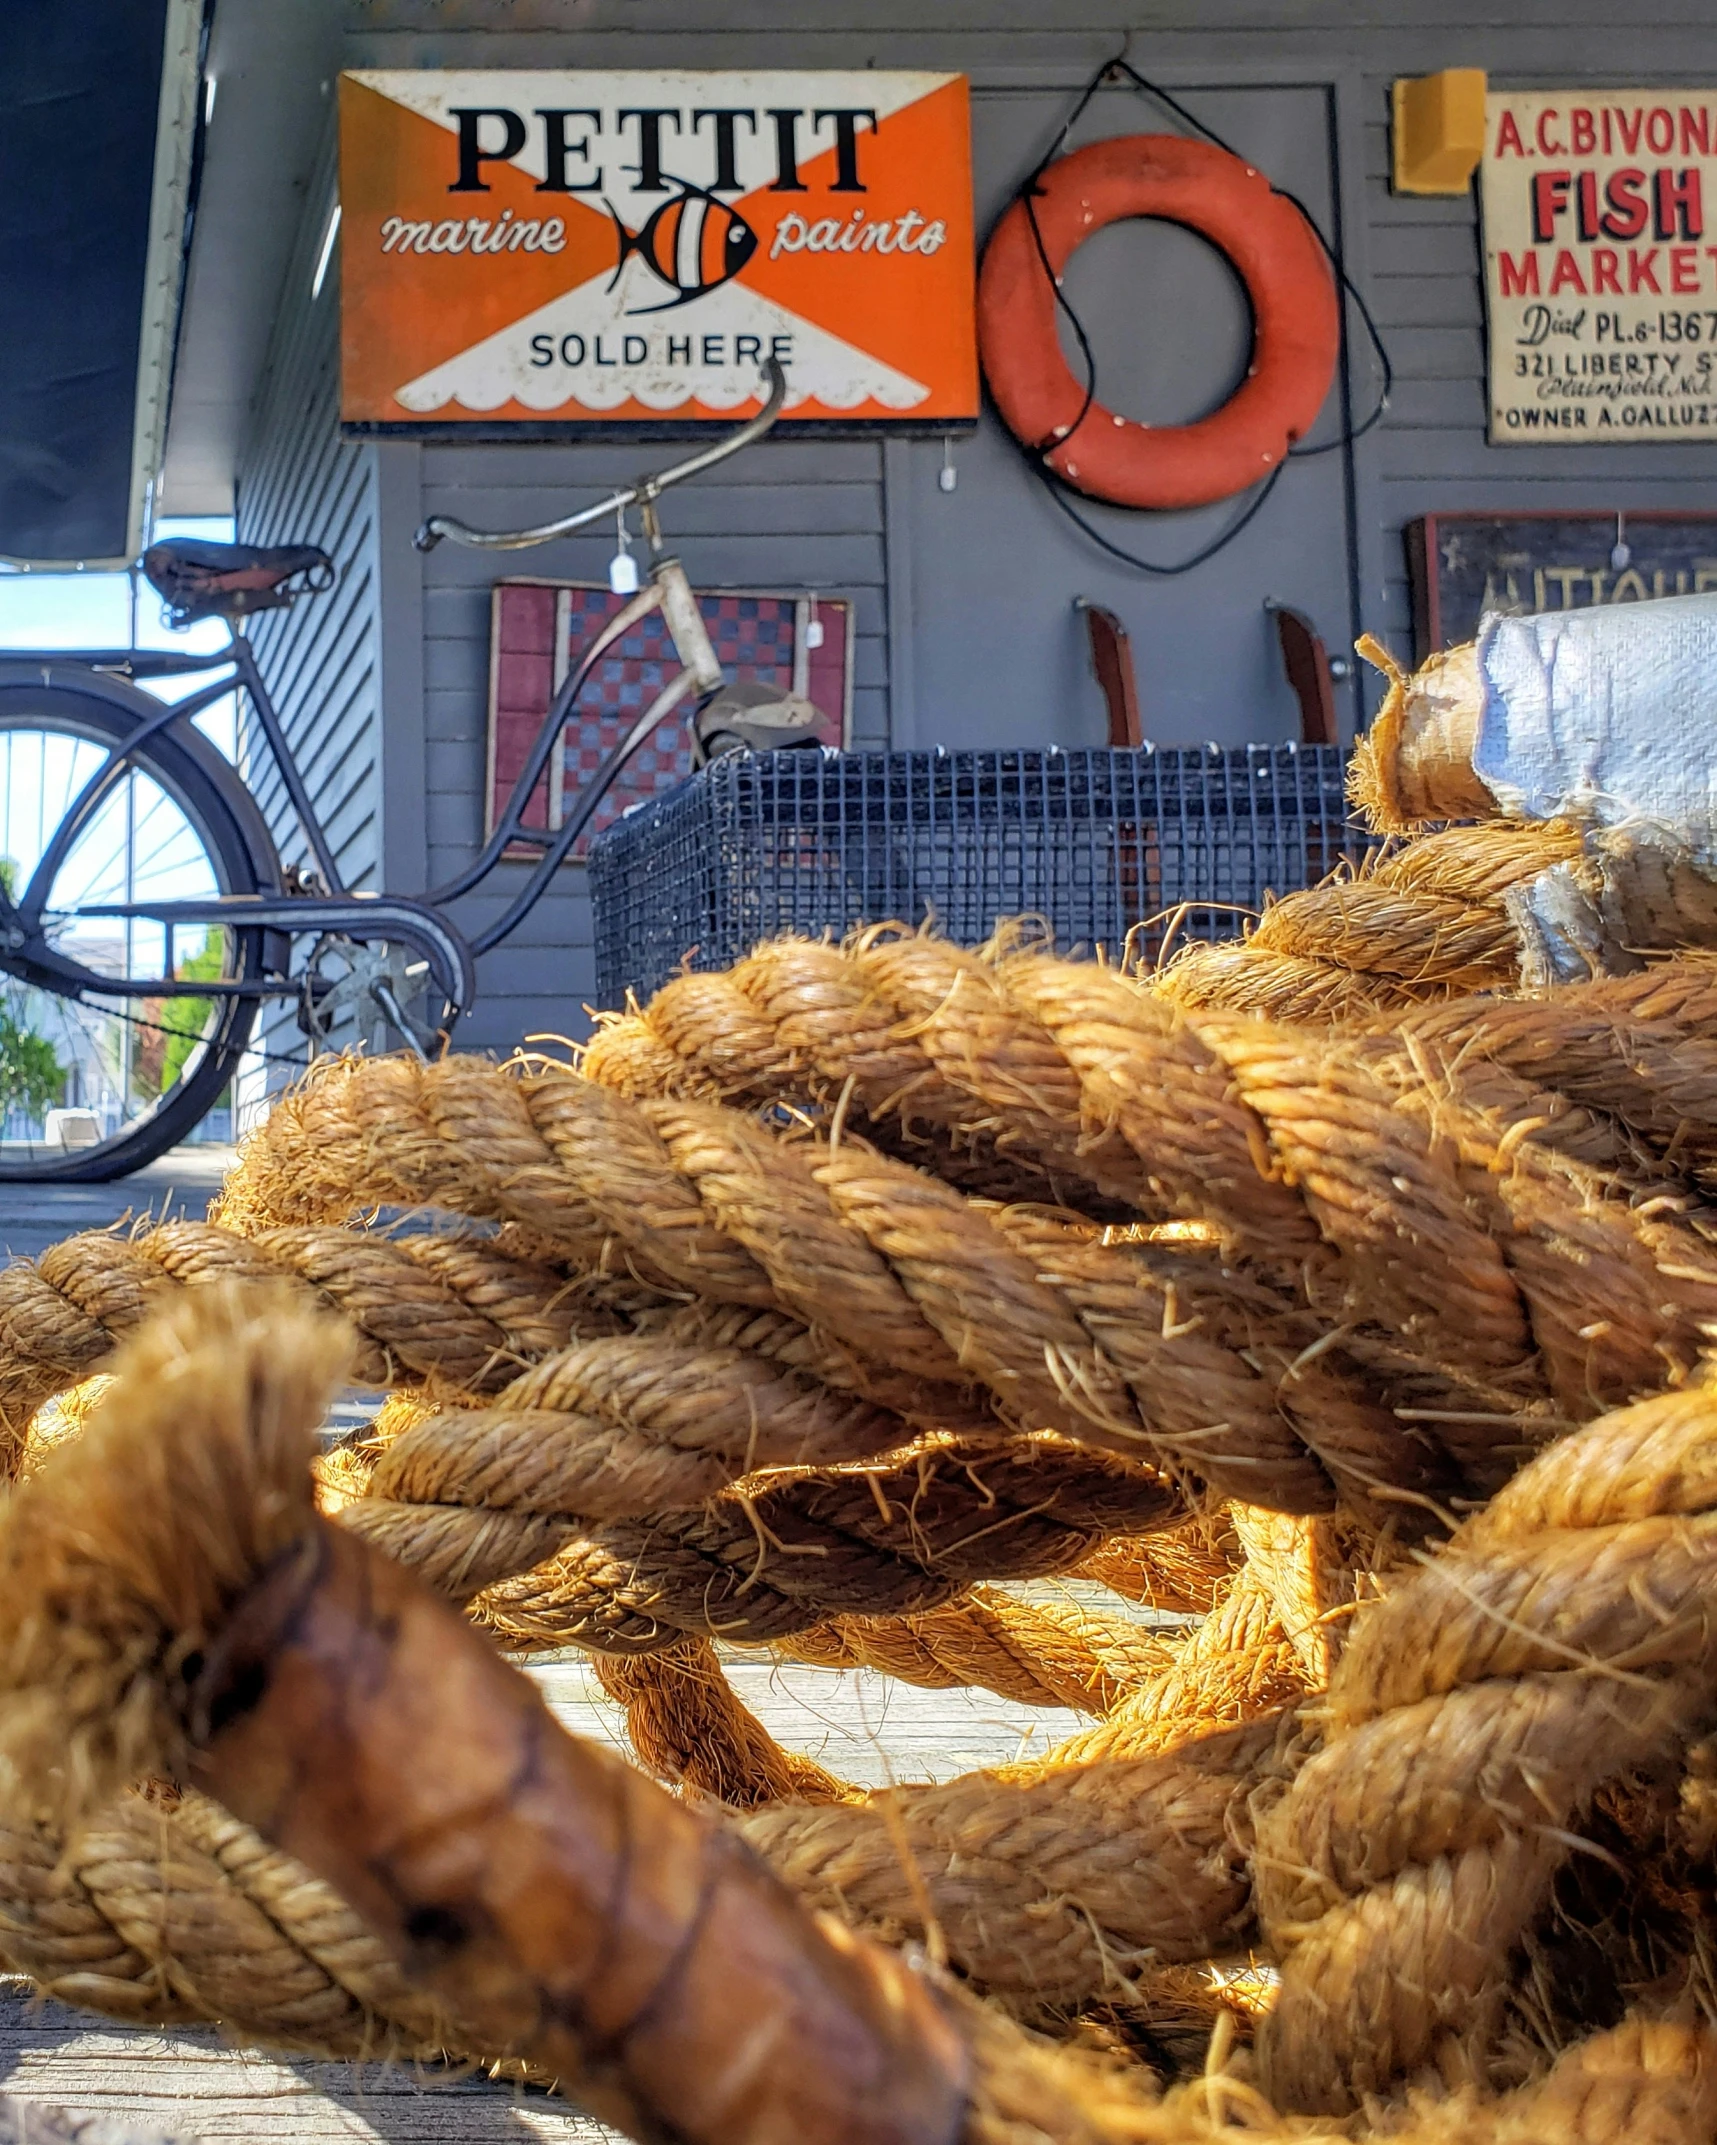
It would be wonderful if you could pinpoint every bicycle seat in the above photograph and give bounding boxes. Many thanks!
[142,539,336,627]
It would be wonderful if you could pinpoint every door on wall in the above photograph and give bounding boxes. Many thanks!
[899,83,1359,751]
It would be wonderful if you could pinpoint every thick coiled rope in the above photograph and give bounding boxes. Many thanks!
[7,1285,1717,2137]
[594,1639,856,1809]
[1072,1520,1238,1615]
[0,1283,1283,2145]
[725,1558,1317,2011]
[440,1440,1182,1652]
[1255,1375,1717,2114]
[212,1028,1717,1506]
[1375,953,1717,1189]
[1155,821,1584,1022]
[774,1586,1175,1713]
[742,1716,1280,2011]
[0,1788,473,2065]
[589,940,1717,1447]
[323,1373,1178,1712]
[219,1057,1371,1515]
[727,1376,1717,2060]
[581,829,1576,1136]
[0,1216,639,1454]
[214,1066,1412,1517]
[357,1330,926,1529]
[1029,1563,1311,1774]
[614,1545,1308,1823]
[0,1256,1224,1702]
[582,924,1717,1244]
[325,1309,1191,1650]
[594,1594,1181,1811]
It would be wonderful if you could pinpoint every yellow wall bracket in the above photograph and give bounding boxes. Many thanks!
[1391,69,1487,195]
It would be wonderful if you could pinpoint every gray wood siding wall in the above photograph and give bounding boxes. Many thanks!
[346,0,1717,667]
[236,133,381,899]
[234,1,1717,1047]
[417,439,887,1052]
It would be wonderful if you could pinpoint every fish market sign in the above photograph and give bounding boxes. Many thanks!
[1482,89,1717,442]
[339,70,976,426]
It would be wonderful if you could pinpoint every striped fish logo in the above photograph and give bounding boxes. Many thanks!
[607,181,760,314]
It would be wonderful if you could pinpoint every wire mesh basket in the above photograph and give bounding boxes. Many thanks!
[588,744,1369,1008]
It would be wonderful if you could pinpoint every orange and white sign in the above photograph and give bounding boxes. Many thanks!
[339,70,976,426]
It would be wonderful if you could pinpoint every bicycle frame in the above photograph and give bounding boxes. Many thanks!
[0,358,788,1025]
[0,576,690,1015]
[431,553,729,953]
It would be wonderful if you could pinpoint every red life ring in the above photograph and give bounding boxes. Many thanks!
[977,135,1341,512]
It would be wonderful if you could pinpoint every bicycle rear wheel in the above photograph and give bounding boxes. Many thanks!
[0,683,271,1181]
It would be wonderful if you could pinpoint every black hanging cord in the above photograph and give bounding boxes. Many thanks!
[1006,52,1393,573]
[1099,55,1393,451]
[1279,165,1394,454]
[1035,456,1287,577]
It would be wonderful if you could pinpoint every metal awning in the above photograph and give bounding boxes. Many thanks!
[0,0,203,567]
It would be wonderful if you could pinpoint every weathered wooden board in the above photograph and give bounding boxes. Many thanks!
[0,2089,198,2145]
[0,1151,234,1267]
[532,1654,1086,1788]
[0,2004,609,2145]
[1407,509,1717,654]
[0,1658,1084,2141]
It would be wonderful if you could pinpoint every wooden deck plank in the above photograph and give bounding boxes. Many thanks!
[0,2002,611,2143]
[530,1654,1086,1785]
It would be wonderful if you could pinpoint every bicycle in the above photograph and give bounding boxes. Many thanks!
[0,361,789,1181]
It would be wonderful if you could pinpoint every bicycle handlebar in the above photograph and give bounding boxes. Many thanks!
[413,358,789,555]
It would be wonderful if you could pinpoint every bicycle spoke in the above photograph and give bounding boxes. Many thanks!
[0,696,262,1174]
[130,804,214,888]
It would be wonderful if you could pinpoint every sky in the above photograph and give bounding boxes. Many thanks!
[0,515,240,758]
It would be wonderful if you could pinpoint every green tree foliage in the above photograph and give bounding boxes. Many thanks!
[0,1002,63,1122]
[0,864,67,1122]
[160,931,227,1091]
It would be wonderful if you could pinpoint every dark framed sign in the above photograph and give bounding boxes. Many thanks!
[488,578,854,856]
[1407,511,1717,655]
